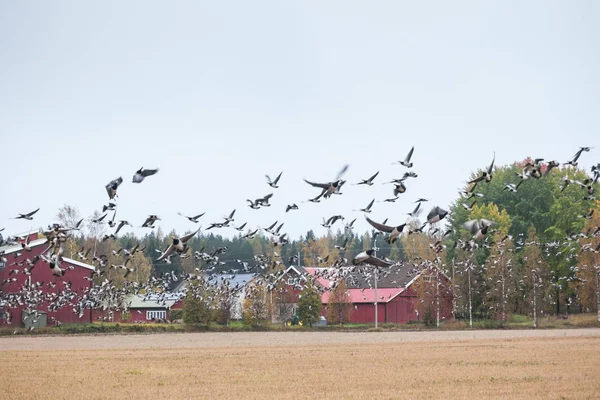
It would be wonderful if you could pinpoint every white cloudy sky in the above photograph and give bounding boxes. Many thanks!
[0,1,598,239]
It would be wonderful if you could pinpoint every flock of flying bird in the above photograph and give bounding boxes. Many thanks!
[1,146,600,328]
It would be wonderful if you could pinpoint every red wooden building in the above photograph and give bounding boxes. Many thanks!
[0,231,109,327]
[281,265,453,324]
[124,294,183,323]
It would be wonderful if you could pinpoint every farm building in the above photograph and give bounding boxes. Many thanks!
[279,265,454,324]
[0,231,114,327]
[124,293,183,322]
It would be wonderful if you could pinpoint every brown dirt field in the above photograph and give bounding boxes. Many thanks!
[2,330,600,399]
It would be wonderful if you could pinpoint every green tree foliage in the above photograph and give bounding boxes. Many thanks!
[575,201,600,319]
[182,281,213,326]
[242,283,268,327]
[446,160,597,315]
[326,281,352,326]
[297,286,322,327]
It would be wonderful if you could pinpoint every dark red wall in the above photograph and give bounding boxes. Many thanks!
[0,237,96,326]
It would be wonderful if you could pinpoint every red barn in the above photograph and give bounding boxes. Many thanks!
[280,265,453,324]
[0,231,101,327]
[124,294,183,323]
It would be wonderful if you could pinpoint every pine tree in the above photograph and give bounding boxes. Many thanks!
[297,286,322,327]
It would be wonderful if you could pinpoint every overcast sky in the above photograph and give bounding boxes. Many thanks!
[0,1,598,240]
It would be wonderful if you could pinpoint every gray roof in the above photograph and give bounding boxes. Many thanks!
[345,265,417,289]
[173,273,257,293]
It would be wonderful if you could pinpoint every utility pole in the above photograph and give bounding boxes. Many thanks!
[374,235,378,329]
[468,262,473,328]
[451,259,456,319]
[532,268,537,329]
[436,260,440,327]
[298,251,301,267]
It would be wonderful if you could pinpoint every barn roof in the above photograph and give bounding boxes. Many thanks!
[0,234,96,271]
[62,257,96,271]
[345,265,416,289]
[0,238,47,255]
[207,273,257,288]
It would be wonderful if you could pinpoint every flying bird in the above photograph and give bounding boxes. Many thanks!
[463,219,496,240]
[356,199,375,213]
[353,249,392,268]
[178,212,205,223]
[468,153,495,184]
[105,177,123,200]
[393,181,407,196]
[141,215,160,228]
[266,171,283,188]
[14,208,40,220]
[545,160,560,176]
[132,167,159,183]
[407,202,422,217]
[255,193,273,207]
[286,204,299,212]
[156,229,201,261]
[91,214,108,224]
[365,216,406,244]
[114,220,131,235]
[102,202,117,213]
[564,147,592,167]
[427,206,448,224]
[356,171,379,186]
[303,164,349,198]
[223,210,236,223]
[503,181,524,193]
[396,147,415,168]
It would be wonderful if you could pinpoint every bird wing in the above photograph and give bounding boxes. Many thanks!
[106,177,123,189]
[369,171,379,182]
[427,207,444,222]
[572,148,584,163]
[480,219,496,228]
[365,216,394,233]
[468,175,485,184]
[140,168,159,177]
[462,220,481,234]
[156,245,175,261]
[367,256,392,268]
[192,213,205,220]
[404,147,414,163]
[273,171,283,184]
[487,153,496,174]
[336,164,350,181]
[303,179,330,190]
[26,208,40,218]
[366,199,375,209]
[412,203,421,215]
[179,228,200,244]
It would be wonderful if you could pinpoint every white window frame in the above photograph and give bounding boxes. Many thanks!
[146,310,166,320]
